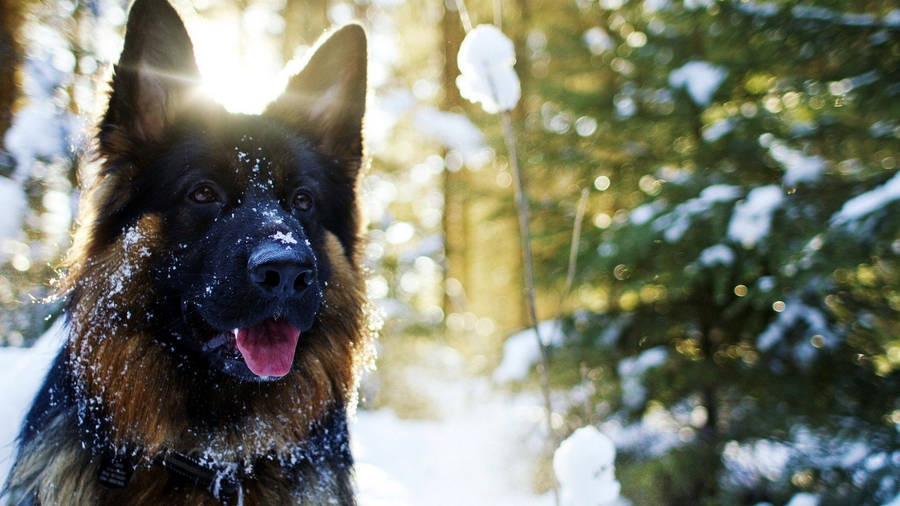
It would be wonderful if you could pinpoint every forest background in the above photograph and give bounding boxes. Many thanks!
[0,0,898,504]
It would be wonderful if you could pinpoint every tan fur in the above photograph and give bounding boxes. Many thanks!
[8,415,104,505]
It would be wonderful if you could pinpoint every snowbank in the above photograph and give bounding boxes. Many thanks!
[553,426,621,506]
[413,106,491,168]
[353,392,551,506]
[494,320,562,383]
[0,318,66,485]
[0,177,26,244]
[3,103,69,178]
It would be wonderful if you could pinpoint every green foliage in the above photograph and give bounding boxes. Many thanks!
[470,0,900,503]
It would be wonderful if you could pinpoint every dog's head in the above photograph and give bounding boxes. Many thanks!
[67,0,368,384]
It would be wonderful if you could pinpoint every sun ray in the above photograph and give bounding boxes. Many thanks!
[187,11,285,114]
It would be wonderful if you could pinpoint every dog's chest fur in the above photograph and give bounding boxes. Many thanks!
[10,410,354,505]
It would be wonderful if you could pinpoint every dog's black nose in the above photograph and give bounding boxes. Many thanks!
[248,242,316,298]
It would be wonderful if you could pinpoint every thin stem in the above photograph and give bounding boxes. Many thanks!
[451,3,560,504]
[501,111,560,506]
[544,187,588,457]
[453,0,474,33]
[547,187,589,387]
[565,188,589,295]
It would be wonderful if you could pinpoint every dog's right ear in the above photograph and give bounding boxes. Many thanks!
[100,0,201,151]
[264,25,367,165]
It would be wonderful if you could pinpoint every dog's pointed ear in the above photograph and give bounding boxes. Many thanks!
[264,24,367,163]
[101,0,201,147]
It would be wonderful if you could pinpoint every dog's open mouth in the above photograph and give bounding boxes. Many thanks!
[202,318,301,378]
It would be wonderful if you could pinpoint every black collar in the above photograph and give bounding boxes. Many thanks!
[158,451,243,503]
[98,451,244,504]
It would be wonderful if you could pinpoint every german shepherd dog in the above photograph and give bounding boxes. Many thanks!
[5,0,372,503]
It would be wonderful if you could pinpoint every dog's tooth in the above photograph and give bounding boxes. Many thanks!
[203,334,227,351]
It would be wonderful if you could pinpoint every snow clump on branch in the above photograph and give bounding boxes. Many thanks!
[554,426,623,506]
[456,25,521,114]
[668,60,727,106]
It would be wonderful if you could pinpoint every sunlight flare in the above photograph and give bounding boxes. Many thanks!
[188,14,286,114]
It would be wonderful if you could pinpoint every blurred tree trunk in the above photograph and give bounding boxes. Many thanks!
[505,0,530,326]
[0,0,22,175]
[440,2,467,322]
[441,1,528,341]
[281,0,330,60]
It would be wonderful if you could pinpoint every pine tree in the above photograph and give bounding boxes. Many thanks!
[474,0,899,503]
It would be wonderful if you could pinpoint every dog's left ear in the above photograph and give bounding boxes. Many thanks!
[101,0,202,149]
[265,24,367,165]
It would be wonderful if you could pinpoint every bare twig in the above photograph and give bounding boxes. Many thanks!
[500,110,560,506]
[547,188,589,385]
[499,112,553,417]
[451,3,560,504]
[565,188,589,295]
[453,0,473,33]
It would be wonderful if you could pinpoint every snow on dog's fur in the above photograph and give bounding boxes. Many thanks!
[4,0,373,504]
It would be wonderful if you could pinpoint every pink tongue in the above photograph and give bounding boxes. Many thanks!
[234,320,301,378]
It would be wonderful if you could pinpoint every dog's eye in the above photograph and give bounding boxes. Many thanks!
[292,190,314,212]
[189,184,218,204]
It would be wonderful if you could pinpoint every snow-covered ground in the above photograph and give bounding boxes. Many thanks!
[0,324,551,505]
[353,386,552,506]
[0,318,67,484]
